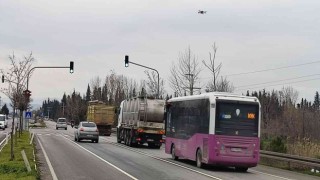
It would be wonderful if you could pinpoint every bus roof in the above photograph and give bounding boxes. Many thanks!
[167,92,259,103]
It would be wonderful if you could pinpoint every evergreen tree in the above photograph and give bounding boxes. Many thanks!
[101,84,108,103]
[86,84,91,102]
[1,104,9,115]
[313,91,320,110]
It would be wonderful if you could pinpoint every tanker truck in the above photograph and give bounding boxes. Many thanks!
[87,100,116,136]
[117,96,165,148]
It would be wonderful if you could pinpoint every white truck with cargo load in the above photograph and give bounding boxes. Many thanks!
[117,97,165,148]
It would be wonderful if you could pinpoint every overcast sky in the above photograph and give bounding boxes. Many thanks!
[1,0,320,109]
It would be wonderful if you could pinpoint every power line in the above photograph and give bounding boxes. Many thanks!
[235,73,320,89]
[225,60,320,77]
[200,60,320,79]
[235,77,320,91]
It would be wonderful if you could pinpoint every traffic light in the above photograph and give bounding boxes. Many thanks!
[125,55,129,67]
[23,90,31,100]
[1,75,4,83]
[70,61,74,73]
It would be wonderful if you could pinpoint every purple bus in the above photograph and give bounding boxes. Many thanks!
[165,92,261,172]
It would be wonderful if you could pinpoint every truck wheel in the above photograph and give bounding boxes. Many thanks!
[148,143,155,148]
[124,130,128,145]
[154,144,161,149]
[117,130,121,143]
[128,130,133,147]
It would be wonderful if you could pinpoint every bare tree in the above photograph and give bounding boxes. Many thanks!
[203,43,234,92]
[169,47,202,96]
[213,76,235,92]
[280,86,299,106]
[144,70,165,98]
[0,52,35,160]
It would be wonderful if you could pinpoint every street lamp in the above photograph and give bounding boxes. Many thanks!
[124,55,160,98]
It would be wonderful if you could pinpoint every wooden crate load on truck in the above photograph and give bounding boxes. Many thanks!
[87,100,116,136]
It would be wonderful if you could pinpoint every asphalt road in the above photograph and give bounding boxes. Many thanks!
[30,120,320,180]
[0,117,17,143]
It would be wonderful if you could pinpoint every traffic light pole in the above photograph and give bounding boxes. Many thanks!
[26,62,73,91]
[127,61,160,99]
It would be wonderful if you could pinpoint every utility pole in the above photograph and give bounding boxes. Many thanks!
[47,107,52,120]
[185,73,201,95]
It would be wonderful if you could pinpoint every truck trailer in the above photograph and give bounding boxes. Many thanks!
[87,100,116,136]
[117,97,165,148]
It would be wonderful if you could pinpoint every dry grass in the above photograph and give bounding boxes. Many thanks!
[286,137,320,159]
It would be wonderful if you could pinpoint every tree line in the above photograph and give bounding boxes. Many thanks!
[248,88,320,143]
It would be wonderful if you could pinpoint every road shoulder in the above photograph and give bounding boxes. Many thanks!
[35,136,53,180]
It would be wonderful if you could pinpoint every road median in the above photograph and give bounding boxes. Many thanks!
[0,131,39,180]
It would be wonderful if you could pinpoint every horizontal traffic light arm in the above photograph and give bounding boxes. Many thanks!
[27,63,74,90]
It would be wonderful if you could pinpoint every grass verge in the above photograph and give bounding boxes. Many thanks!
[259,157,320,177]
[0,131,39,180]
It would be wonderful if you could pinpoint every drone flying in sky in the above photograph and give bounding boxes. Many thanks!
[198,10,207,14]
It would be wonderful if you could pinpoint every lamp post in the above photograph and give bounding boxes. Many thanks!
[124,55,160,98]
[184,73,201,96]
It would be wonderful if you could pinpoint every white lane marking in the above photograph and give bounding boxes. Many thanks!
[249,169,295,180]
[100,138,222,180]
[37,136,58,180]
[46,134,51,136]
[61,136,138,180]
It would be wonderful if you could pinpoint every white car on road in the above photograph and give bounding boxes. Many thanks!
[0,114,8,129]
[56,118,67,130]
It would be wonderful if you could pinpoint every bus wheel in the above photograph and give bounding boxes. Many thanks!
[171,145,178,160]
[235,167,248,172]
[196,149,203,168]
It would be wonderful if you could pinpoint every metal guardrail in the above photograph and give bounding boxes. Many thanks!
[0,133,11,152]
[260,150,320,168]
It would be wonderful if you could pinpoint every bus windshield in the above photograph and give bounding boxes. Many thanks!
[215,101,259,137]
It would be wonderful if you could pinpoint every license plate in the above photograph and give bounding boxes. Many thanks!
[231,148,242,152]
[87,134,93,137]
[147,139,154,142]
